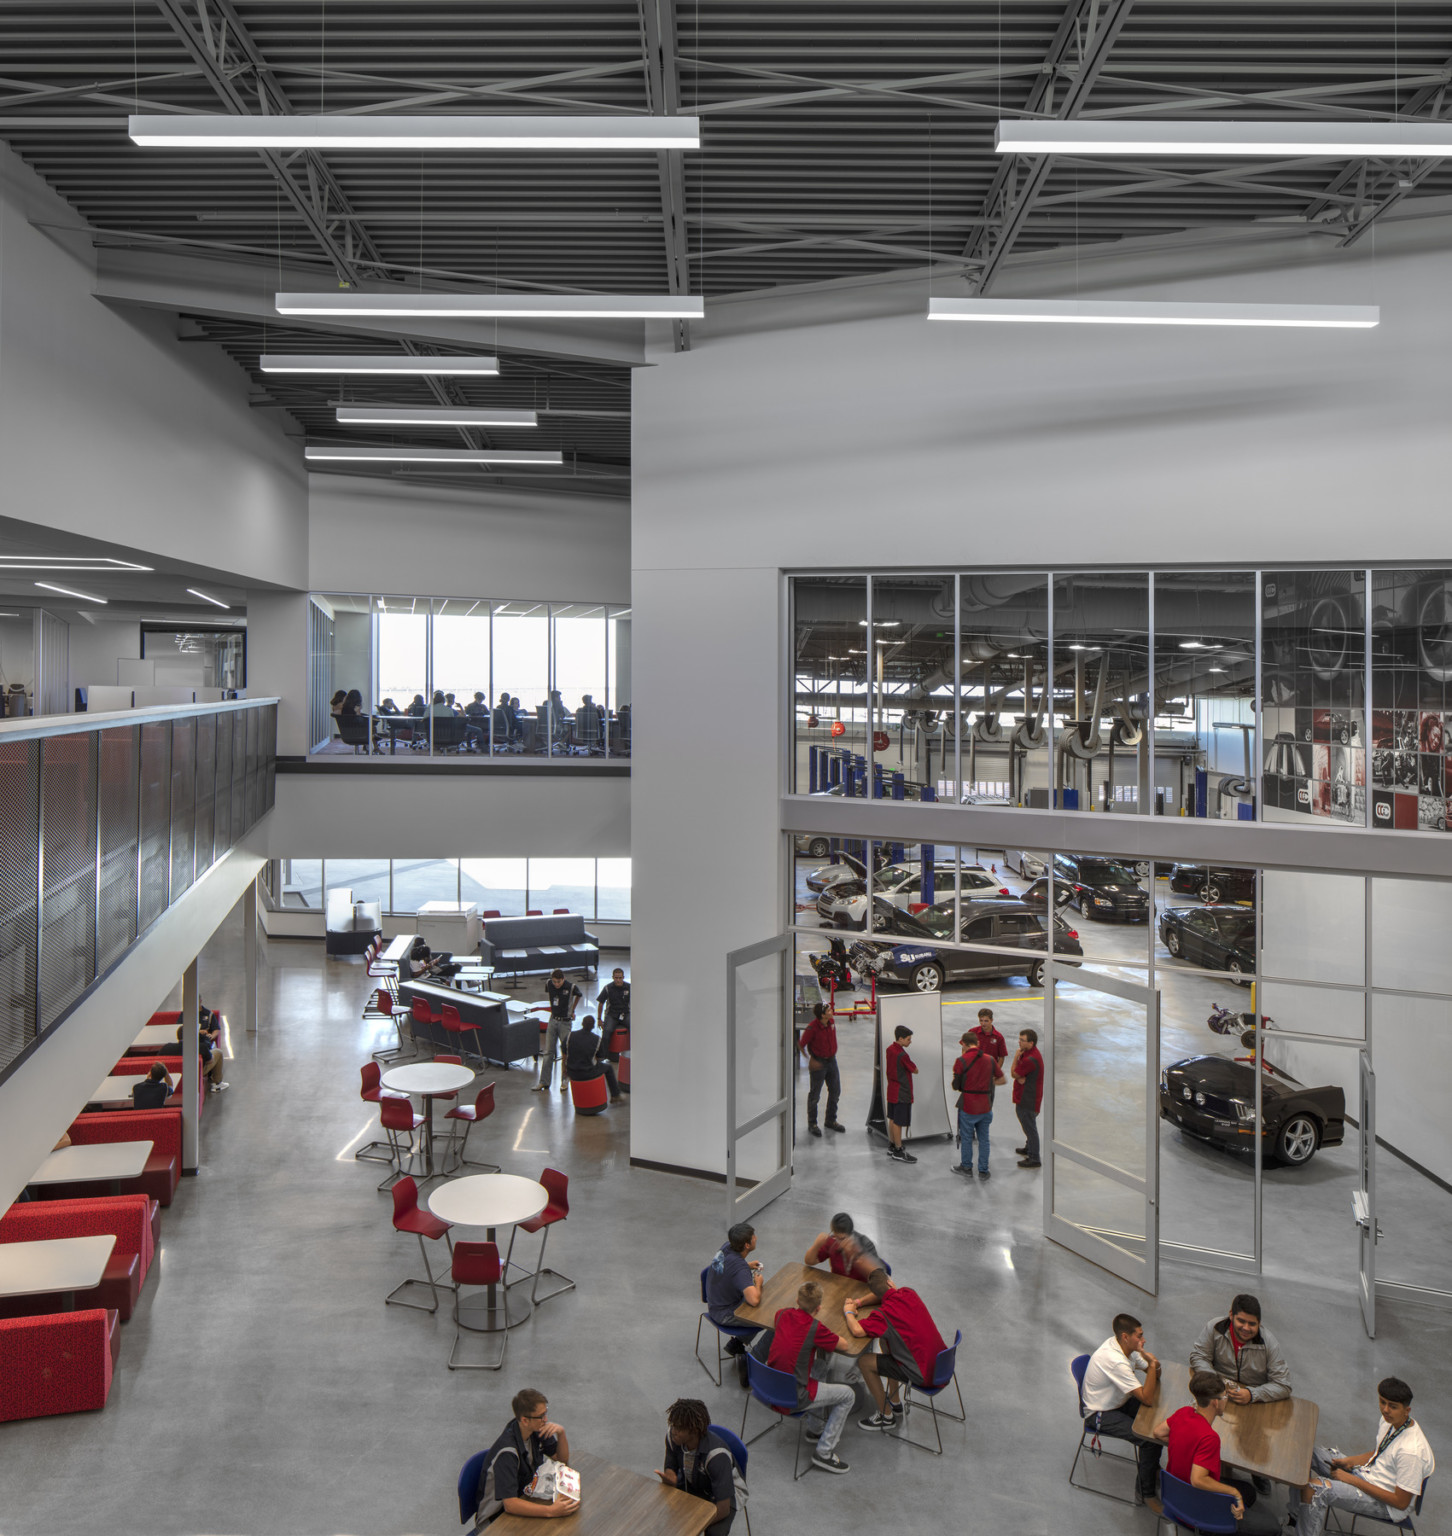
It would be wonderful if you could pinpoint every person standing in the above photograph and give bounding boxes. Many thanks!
[883,1024,918,1163]
[951,1028,1004,1178]
[535,969,581,1092]
[799,1002,844,1137]
[1011,1028,1044,1169]
[1080,1313,1164,1508]
[596,967,631,1058]
[972,1007,1008,1068]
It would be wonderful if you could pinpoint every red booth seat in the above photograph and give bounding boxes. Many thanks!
[64,1111,182,1207]
[150,1011,181,1025]
[0,1195,156,1321]
[105,1057,204,1117]
[0,1308,119,1422]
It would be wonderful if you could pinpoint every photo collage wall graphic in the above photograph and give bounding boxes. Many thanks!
[1370,568,1452,832]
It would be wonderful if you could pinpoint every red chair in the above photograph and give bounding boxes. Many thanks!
[482,909,502,919]
[553,908,571,915]
[377,1093,424,1191]
[569,1076,608,1116]
[369,991,408,1064]
[527,909,543,916]
[448,1241,507,1371]
[504,1168,574,1305]
[444,1083,500,1173]
[356,1063,406,1164]
[386,1177,454,1314]
[618,1052,631,1091]
[440,1003,484,1069]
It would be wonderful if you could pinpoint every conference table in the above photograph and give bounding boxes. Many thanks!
[734,1260,874,1355]
[88,1072,175,1106]
[0,1235,116,1310]
[428,1173,547,1331]
[488,1450,717,1536]
[381,1061,475,1176]
[28,1142,153,1195]
[1134,1360,1320,1487]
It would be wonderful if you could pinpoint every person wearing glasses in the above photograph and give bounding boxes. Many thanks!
[475,1388,578,1523]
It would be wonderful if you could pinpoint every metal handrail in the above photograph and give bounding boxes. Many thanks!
[0,697,280,745]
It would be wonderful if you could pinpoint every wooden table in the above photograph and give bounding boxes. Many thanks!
[89,1071,175,1106]
[489,1451,716,1536]
[0,1235,116,1309]
[1134,1360,1319,1487]
[29,1141,153,1194]
[733,1260,874,1355]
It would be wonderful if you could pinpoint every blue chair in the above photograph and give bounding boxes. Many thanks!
[739,1353,812,1480]
[708,1423,752,1536]
[457,1449,490,1528]
[694,1266,759,1386]
[1333,1473,1432,1535]
[1068,1353,1141,1506]
[899,1329,965,1455]
[1157,1471,1238,1535]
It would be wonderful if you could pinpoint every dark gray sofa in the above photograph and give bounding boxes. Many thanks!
[478,914,599,981]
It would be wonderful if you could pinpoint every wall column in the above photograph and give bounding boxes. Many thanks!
[181,959,199,1172]
[243,878,258,1034]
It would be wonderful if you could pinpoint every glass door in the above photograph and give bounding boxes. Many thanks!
[1047,964,1161,1294]
[1355,1052,1377,1337]
[725,934,793,1223]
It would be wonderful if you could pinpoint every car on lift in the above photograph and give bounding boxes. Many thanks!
[1160,1054,1345,1167]
[816,863,1007,927]
[1053,854,1151,922]
[1158,905,1257,984]
[1168,864,1257,904]
[851,897,1083,992]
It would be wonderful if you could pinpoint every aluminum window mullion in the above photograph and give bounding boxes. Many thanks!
[1255,573,1264,825]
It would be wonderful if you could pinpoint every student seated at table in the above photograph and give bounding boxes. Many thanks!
[1080,1312,1164,1508]
[1295,1377,1434,1536]
[476,1387,578,1523]
[764,1281,855,1474]
[377,697,401,716]
[1152,1370,1281,1532]
[706,1224,764,1385]
[656,1398,738,1532]
[804,1212,885,1282]
[165,1022,227,1091]
[340,688,364,719]
[564,1015,621,1102]
[841,1267,947,1432]
[405,694,426,718]
[132,1061,172,1109]
[1189,1293,1292,1404]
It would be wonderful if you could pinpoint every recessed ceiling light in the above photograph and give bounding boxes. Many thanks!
[857,620,901,627]
[1208,667,1227,674]
[187,588,231,610]
[277,292,704,321]
[130,114,701,152]
[334,406,538,428]
[260,354,499,375]
[35,581,106,604]
[0,557,152,571]
[995,120,1452,159]
[928,298,1378,328]
[304,446,563,465]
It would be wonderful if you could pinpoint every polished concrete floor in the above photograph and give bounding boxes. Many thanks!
[3,899,1449,1536]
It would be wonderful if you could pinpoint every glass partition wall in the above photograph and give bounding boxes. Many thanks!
[309,592,628,761]
[793,567,1452,838]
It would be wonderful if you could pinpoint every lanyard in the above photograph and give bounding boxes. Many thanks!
[1365,1421,1411,1469]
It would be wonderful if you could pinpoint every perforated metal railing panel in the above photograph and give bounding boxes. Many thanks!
[213,710,233,854]
[138,721,171,933]
[169,717,196,900]
[194,714,216,877]
[0,740,40,1071]
[38,732,97,1032]
[96,725,139,973]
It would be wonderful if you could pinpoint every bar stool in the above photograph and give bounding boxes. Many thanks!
[444,1083,500,1173]
[377,1093,425,1191]
[440,1002,484,1068]
[504,1168,574,1305]
[386,1176,454,1314]
[448,1242,507,1371]
[356,1062,406,1164]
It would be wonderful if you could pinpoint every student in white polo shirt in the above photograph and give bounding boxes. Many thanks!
[1080,1312,1165,1506]
[1295,1377,1434,1536]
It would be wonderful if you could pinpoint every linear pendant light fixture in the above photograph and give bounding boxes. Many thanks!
[35,581,107,604]
[928,298,1380,328]
[305,446,563,466]
[129,114,700,151]
[995,120,1452,159]
[276,292,703,321]
[260,354,499,375]
[334,406,538,428]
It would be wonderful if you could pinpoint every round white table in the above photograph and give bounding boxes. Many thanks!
[381,1062,475,1177]
[428,1174,547,1331]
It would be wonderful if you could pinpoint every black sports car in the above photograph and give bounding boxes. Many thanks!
[1158,905,1257,984]
[1053,854,1150,922]
[1160,1055,1345,1167]
[1167,865,1256,904]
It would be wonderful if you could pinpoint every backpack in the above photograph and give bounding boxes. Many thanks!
[703,1441,749,1512]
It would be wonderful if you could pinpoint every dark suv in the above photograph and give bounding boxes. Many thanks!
[1053,855,1150,922]
[1167,865,1256,904]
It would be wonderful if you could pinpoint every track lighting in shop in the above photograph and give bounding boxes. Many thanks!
[130,114,701,151]
[928,298,1379,328]
[334,406,539,428]
[994,120,1452,159]
[35,582,106,604]
[261,354,499,375]
[187,588,231,609]
[304,446,563,465]
[276,293,704,321]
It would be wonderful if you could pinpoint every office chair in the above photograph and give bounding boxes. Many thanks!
[1157,1471,1237,1535]
[694,1267,758,1386]
[898,1330,965,1455]
[740,1354,813,1479]
[1068,1353,1142,1505]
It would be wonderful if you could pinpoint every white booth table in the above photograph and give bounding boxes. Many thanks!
[29,1142,153,1194]
[381,1061,475,1176]
[89,1072,175,1106]
[0,1235,116,1309]
[129,1023,179,1052]
[428,1174,547,1330]
[379,933,416,972]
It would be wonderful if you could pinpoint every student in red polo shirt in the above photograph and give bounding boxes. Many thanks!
[764,1280,855,1474]
[798,1002,845,1138]
[841,1267,947,1431]
[883,1025,918,1164]
[972,1008,1008,1066]
[1011,1027,1045,1169]
[1152,1370,1277,1530]
[951,1029,1005,1178]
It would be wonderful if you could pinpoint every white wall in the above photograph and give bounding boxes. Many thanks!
[69,618,142,698]
[0,144,308,589]
[246,591,310,756]
[629,217,1452,1178]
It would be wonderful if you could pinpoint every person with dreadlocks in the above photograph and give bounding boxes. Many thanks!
[655,1398,738,1533]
